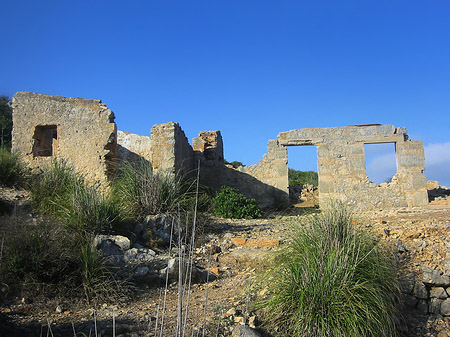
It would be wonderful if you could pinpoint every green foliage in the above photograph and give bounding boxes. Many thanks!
[225,160,245,168]
[61,184,120,234]
[257,203,399,337]
[288,168,318,186]
[0,147,27,187]
[30,159,120,234]
[212,186,262,219]
[30,159,81,215]
[0,220,82,298]
[0,219,121,302]
[0,96,12,148]
[112,160,193,221]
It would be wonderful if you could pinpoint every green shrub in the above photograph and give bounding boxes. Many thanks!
[112,160,192,221]
[225,160,245,168]
[0,218,124,303]
[0,220,82,299]
[257,203,399,337]
[212,186,262,219]
[289,168,318,186]
[0,147,27,187]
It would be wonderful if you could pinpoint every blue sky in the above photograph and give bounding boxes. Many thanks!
[2,0,450,186]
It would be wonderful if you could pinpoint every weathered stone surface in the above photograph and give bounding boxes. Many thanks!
[117,130,151,163]
[431,287,448,299]
[441,299,450,316]
[192,131,224,162]
[422,266,450,286]
[232,324,262,337]
[12,92,117,189]
[150,122,193,176]
[124,248,156,263]
[277,124,427,210]
[430,298,444,314]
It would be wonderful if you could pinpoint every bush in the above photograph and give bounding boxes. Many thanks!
[289,168,318,186]
[112,160,192,221]
[0,147,27,187]
[212,186,262,219]
[257,203,399,337]
[0,219,122,303]
[0,219,82,299]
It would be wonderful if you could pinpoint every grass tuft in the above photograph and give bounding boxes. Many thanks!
[112,160,194,221]
[257,202,400,337]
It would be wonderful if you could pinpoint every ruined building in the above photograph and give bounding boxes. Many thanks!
[12,92,429,209]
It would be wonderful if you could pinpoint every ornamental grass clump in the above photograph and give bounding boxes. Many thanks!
[112,160,192,221]
[257,203,400,337]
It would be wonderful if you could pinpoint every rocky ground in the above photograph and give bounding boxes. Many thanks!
[1,186,450,336]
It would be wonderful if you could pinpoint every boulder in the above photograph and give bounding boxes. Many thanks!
[232,325,262,337]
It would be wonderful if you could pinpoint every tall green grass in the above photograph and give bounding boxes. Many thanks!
[112,160,193,221]
[0,147,27,187]
[30,159,119,234]
[257,203,399,337]
[5,159,126,302]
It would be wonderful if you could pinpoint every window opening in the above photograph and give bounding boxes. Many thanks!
[364,143,397,184]
[32,125,58,157]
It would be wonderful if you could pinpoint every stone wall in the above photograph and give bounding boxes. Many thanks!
[117,130,151,163]
[10,92,429,210]
[193,132,289,208]
[149,122,194,176]
[278,124,428,209]
[12,92,117,189]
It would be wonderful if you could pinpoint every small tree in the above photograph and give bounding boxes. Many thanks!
[0,95,13,148]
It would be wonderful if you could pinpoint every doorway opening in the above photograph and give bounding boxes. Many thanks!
[287,145,319,207]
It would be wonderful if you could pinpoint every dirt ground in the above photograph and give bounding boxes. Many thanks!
[1,186,450,336]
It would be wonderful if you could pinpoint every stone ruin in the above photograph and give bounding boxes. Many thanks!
[12,92,430,209]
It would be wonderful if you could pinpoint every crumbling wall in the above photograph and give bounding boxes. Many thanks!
[117,130,151,163]
[193,131,289,208]
[12,92,117,189]
[150,122,194,176]
[278,124,428,209]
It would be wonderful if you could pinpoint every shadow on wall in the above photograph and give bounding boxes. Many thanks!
[117,144,151,166]
[199,161,288,209]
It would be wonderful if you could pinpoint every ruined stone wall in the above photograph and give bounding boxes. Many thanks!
[150,122,194,176]
[278,124,428,209]
[117,130,151,163]
[12,92,117,189]
[236,139,289,206]
[193,131,289,208]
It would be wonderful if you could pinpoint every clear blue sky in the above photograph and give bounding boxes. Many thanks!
[2,0,450,186]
